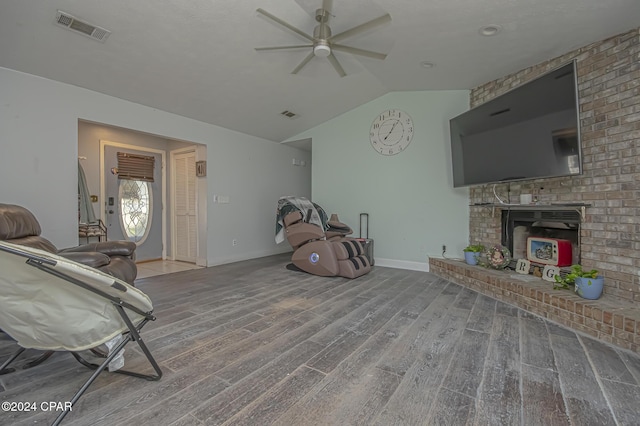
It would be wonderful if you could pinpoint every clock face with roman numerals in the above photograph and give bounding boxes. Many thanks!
[370,109,414,156]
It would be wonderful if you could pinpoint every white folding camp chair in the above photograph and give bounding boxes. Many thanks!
[0,241,162,425]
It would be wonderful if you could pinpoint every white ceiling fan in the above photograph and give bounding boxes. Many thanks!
[255,0,391,77]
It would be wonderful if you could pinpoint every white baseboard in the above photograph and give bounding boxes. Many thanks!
[374,258,430,272]
[207,247,291,267]
[207,251,430,273]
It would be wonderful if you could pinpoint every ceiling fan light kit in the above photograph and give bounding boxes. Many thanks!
[255,1,391,77]
[314,41,331,57]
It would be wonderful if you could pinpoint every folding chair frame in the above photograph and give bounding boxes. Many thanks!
[0,245,163,426]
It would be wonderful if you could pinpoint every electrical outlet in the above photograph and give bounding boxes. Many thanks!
[232,239,237,246]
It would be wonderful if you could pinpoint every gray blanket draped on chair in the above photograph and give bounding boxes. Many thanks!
[275,196,328,244]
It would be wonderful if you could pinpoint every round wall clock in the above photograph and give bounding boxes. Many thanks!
[370,109,414,156]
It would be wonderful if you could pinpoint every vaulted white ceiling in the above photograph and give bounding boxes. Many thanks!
[1,0,638,142]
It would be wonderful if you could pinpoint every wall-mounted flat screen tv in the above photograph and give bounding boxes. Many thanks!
[450,61,582,188]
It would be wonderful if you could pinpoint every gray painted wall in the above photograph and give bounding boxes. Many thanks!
[0,66,311,265]
[288,90,471,270]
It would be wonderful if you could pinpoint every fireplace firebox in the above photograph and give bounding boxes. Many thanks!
[501,208,582,265]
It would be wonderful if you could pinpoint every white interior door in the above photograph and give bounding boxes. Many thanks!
[103,145,164,262]
[173,151,197,262]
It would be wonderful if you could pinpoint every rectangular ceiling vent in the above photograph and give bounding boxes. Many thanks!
[280,110,298,119]
[55,10,111,42]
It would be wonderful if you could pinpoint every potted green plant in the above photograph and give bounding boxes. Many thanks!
[463,244,484,266]
[554,265,603,299]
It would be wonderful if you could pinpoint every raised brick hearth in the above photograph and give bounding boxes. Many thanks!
[430,258,640,353]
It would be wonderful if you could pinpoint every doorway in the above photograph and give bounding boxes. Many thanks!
[79,121,208,268]
[100,141,166,262]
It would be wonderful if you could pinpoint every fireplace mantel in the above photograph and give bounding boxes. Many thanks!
[470,203,591,219]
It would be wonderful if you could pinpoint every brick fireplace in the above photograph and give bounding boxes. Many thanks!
[469,28,640,303]
[430,28,640,353]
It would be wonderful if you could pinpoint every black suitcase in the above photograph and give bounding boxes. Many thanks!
[357,213,374,266]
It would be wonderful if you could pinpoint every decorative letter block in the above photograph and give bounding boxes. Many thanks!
[516,259,531,275]
[542,265,560,282]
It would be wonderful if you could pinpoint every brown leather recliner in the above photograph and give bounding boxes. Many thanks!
[0,203,137,284]
[279,203,371,279]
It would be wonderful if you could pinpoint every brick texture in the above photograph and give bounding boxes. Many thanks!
[468,28,640,303]
[430,258,640,353]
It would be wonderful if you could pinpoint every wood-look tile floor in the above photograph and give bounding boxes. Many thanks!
[136,259,203,279]
[1,253,640,425]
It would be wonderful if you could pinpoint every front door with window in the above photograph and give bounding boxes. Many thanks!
[104,146,163,261]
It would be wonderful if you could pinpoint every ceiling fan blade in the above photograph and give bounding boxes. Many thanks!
[327,53,346,77]
[255,45,313,51]
[256,8,314,42]
[329,13,391,43]
[332,44,387,60]
[292,51,316,74]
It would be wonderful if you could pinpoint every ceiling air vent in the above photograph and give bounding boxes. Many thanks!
[55,10,111,42]
[280,110,298,119]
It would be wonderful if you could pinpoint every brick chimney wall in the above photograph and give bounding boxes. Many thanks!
[468,28,640,303]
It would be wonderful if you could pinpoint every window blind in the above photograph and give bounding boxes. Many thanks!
[117,152,155,182]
